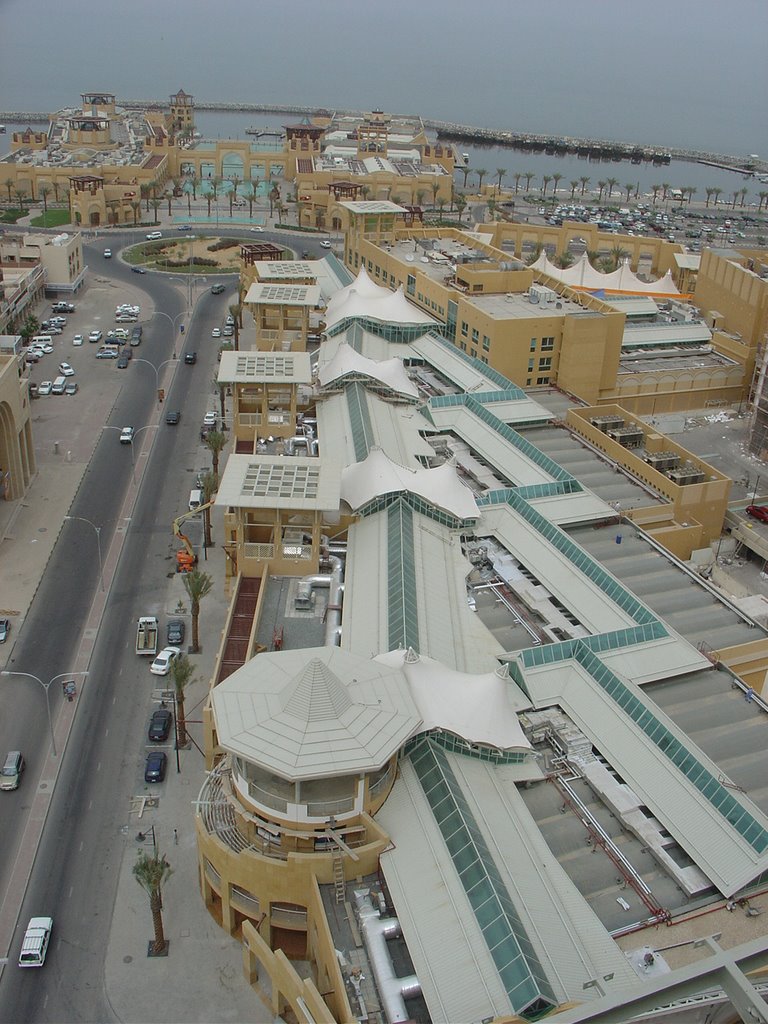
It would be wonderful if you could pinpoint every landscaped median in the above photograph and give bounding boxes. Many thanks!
[121,234,290,273]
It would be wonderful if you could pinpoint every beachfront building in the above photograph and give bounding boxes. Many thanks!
[337,202,753,416]
[196,256,768,1024]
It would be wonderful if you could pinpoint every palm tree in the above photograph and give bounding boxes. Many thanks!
[551,172,563,197]
[523,172,535,192]
[416,189,426,208]
[660,182,670,202]
[624,183,634,202]
[487,197,496,221]
[610,244,629,270]
[106,198,120,225]
[585,249,601,267]
[199,470,218,552]
[579,175,590,196]
[455,195,467,223]
[460,165,472,189]
[190,172,198,200]
[650,184,661,205]
[758,191,768,211]
[513,172,522,194]
[739,187,749,207]
[730,189,740,210]
[133,849,172,956]
[5,178,14,204]
[437,197,446,220]
[685,187,697,205]
[205,190,213,217]
[606,177,619,199]
[228,302,242,350]
[51,179,61,203]
[182,570,213,654]
[495,167,506,194]
[475,168,488,192]
[705,187,715,208]
[525,243,544,266]
[19,314,40,343]
[569,180,579,200]
[597,180,607,202]
[711,187,723,207]
[150,198,161,225]
[230,174,241,209]
[131,200,141,226]
[552,251,575,269]
[203,429,227,478]
[13,187,28,212]
[39,185,51,225]
[541,175,552,197]
[598,256,614,273]
[169,653,195,748]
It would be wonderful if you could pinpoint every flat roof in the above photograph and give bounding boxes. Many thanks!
[339,199,409,214]
[243,283,321,306]
[217,351,312,384]
[216,454,341,511]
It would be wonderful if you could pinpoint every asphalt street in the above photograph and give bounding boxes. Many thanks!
[0,238,241,1022]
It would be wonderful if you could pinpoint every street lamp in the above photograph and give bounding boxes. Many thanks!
[63,515,104,591]
[1,670,88,758]
[103,424,158,480]
[133,357,177,402]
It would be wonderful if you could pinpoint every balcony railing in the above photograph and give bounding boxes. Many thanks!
[305,795,356,817]
[369,762,394,799]
[243,542,274,561]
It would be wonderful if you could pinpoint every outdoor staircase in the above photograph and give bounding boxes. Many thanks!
[333,852,345,904]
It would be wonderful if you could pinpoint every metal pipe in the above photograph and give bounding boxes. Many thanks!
[354,889,421,1024]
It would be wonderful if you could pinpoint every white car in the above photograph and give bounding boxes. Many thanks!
[35,342,53,354]
[89,330,102,343]
[119,426,134,444]
[58,362,75,377]
[103,248,112,258]
[38,381,53,396]
[115,315,137,323]
[203,411,217,427]
[249,226,264,232]
[211,327,221,338]
[116,305,140,314]
[150,646,181,676]
[146,231,163,241]
[72,334,84,346]
[320,240,332,249]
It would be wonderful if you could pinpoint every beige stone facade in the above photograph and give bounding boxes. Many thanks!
[0,341,36,501]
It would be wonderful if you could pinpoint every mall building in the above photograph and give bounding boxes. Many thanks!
[196,250,768,1023]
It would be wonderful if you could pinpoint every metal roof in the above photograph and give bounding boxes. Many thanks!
[243,282,321,306]
[217,351,312,384]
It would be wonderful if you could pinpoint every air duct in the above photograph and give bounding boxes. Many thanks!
[295,556,344,646]
[354,889,421,1024]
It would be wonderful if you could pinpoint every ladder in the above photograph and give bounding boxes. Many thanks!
[333,853,345,904]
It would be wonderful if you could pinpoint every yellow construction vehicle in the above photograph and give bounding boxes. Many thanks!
[172,500,215,572]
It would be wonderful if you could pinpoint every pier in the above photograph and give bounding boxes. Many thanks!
[0,100,764,176]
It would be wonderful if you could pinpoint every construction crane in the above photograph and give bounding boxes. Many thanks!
[172,501,215,572]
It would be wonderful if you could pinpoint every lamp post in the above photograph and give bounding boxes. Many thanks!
[1,670,88,758]
[103,424,158,479]
[133,357,177,402]
[63,515,104,591]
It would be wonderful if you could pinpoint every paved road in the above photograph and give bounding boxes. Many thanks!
[0,245,233,1022]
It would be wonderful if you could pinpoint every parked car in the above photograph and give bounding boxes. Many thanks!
[165,410,181,425]
[184,351,197,365]
[96,347,118,359]
[116,354,130,369]
[166,619,185,645]
[131,266,146,274]
[0,618,9,643]
[103,248,112,258]
[119,426,134,444]
[88,330,102,343]
[58,362,75,377]
[64,381,79,395]
[211,283,225,295]
[203,411,217,427]
[72,334,84,346]
[148,708,173,742]
[144,750,167,783]
[150,646,181,676]
[746,505,768,524]
[222,326,234,337]
[38,381,53,396]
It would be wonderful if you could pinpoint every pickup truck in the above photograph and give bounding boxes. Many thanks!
[136,616,159,656]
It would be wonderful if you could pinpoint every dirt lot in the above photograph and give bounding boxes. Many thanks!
[139,236,247,272]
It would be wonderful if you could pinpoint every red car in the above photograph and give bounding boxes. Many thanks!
[746,505,768,524]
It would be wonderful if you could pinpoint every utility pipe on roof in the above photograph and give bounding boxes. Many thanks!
[297,555,344,647]
[354,889,421,1024]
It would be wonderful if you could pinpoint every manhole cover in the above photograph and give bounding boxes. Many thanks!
[38,527,47,534]
[123,955,133,964]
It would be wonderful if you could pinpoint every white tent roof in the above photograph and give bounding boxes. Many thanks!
[317,343,419,399]
[531,251,680,296]
[376,650,532,751]
[324,266,437,330]
[341,447,479,520]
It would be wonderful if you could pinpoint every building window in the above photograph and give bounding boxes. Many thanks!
[406,274,416,297]
[538,356,552,370]
[537,376,550,385]
[460,321,468,337]
[481,355,488,364]
[471,328,479,343]
[530,337,537,352]
[460,341,467,352]
[526,378,532,386]
[482,335,490,351]
[541,336,555,351]
[470,349,477,358]
[528,358,535,372]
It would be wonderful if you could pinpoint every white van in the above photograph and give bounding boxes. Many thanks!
[188,488,202,513]
[51,376,67,395]
[18,917,53,967]
[146,231,163,241]
[1,750,24,791]
[32,335,53,346]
